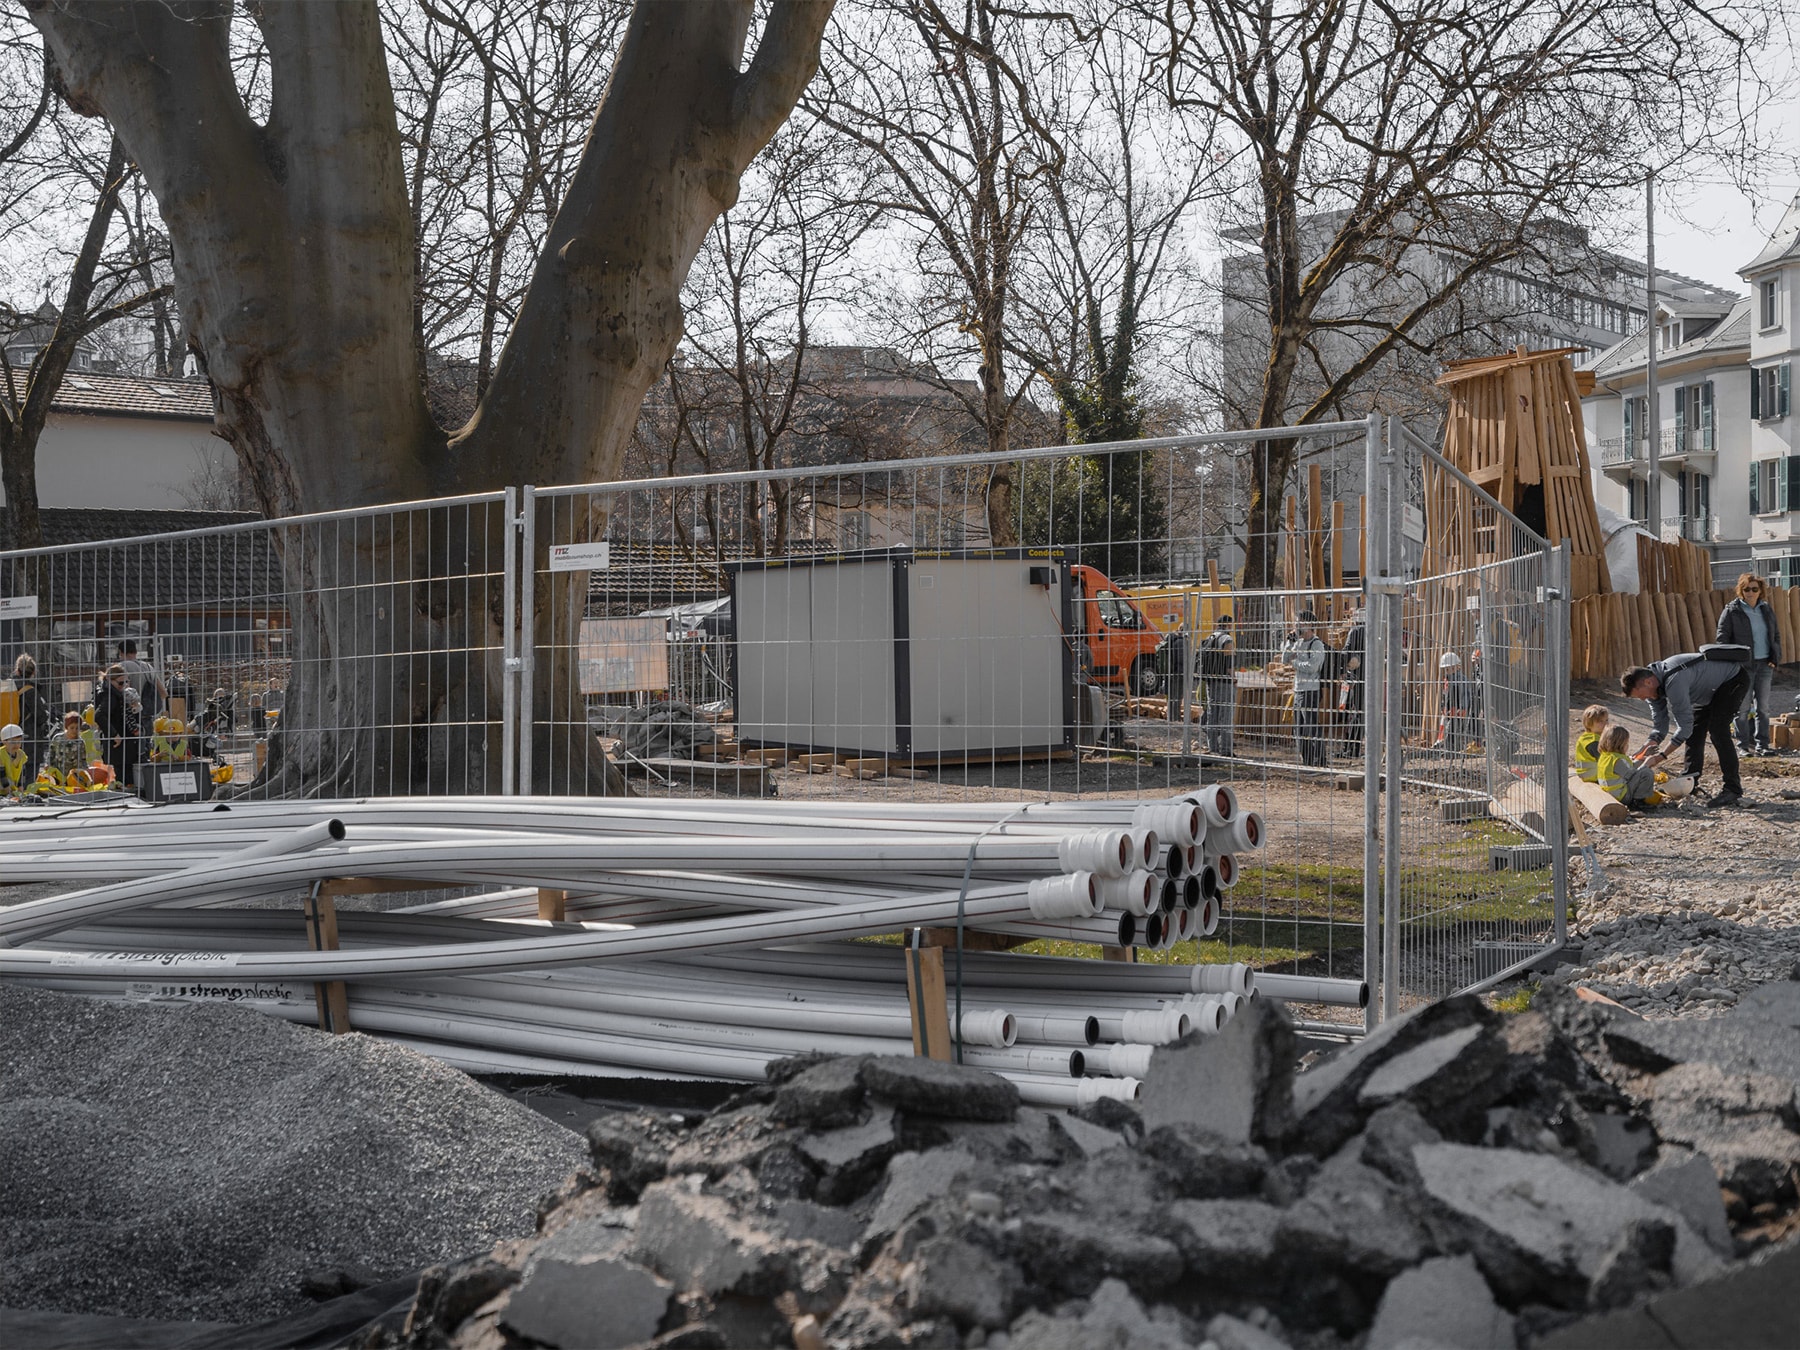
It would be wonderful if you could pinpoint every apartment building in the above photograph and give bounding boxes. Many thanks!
[1581,192,1800,585]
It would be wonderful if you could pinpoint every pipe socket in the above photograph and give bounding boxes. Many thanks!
[1189,961,1254,997]
[1180,874,1201,911]
[1214,852,1237,889]
[1205,811,1262,855]
[956,1009,1018,1048]
[1125,827,1159,871]
[1076,1076,1142,1105]
[1086,1042,1154,1077]
[1028,871,1100,920]
[1191,783,1238,827]
[1178,995,1228,1034]
[1132,803,1201,850]
[1198,896,1219,937]
[1121,1007,1191,1044]
[1058,830,1129,879]
[1098,869,1158,917]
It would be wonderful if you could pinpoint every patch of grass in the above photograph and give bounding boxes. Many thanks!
[1490,981,1538,1014]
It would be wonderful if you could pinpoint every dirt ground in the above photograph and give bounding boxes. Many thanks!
[1546,665,1800,1019]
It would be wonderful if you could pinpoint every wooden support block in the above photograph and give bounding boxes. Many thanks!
[1569,774,1628,826]
[793,752,837,772]
[843,757,887,771]
[537,888,567,922]
[834,764,879,779]
[317,876,448,897]
[1102,946,1137,962]
[304,887,352,1035]
[921,927,1031,952]
[904,943,952,1061]
[884,767,929,780]
[742,748,793,765]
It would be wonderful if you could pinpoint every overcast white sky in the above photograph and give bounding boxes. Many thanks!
[1651,61,1800,294]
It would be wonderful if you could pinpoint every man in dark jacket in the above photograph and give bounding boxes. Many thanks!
[1339,612,1366,757]
[1621,652,1752,807]
[95,663,137,789]
[1716,573,1784,756]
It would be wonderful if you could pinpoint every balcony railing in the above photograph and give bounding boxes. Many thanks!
[1598,437,1641,468]
[1660,515,1716,544]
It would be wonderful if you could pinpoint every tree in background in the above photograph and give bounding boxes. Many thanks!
[812,0,1066,546]
[1151,0,1781,590]
[2,14,173,551]
[25,0,834,795]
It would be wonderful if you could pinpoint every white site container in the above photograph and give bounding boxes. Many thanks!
[729,548,1075,760]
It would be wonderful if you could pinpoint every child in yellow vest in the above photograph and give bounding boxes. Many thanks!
[1573,705,1608,782]
[1596,725,1662,808]
[1,724,29,793]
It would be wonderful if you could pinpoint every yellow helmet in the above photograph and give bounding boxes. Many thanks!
[83,704,96,726]
[211,762,234,785]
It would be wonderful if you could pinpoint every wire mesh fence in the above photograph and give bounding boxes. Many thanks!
[0,493,515,800]
[525,423,1386,1028]
[1373,422,1570,1012]
[2,414,1570,1024]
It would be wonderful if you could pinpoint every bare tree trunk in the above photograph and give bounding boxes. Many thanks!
[32,0,832,798]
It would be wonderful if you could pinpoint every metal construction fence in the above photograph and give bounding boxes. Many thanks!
[2,416,1568,1023]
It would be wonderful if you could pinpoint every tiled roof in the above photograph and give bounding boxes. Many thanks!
[2,508,279,615]
[1585,298,1752,379]
[1741,191,1800,275]
[47,371,215,421]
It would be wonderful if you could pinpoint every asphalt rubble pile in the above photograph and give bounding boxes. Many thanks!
[372,980,1800,1350]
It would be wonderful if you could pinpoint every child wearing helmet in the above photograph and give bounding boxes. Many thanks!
[1,724,29,794]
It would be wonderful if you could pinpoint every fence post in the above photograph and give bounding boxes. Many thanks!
[501,486,519,797]
[1380,421,1407,1022]
[1546,541,1572,946]
[1361,415,1385,1036]
[518,485,537,797]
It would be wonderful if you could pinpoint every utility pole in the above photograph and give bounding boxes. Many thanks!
[1644,170,1661,535]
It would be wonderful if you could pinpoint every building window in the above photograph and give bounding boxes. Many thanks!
[1762,278,1781,330]
[1759,457,1800,514]
[1751,363,1792,421]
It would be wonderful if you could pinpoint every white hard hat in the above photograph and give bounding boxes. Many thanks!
[1438,652,1461,670]
[1,723,21,741]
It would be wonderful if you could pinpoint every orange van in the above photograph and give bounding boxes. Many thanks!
[1068,564,1163,694]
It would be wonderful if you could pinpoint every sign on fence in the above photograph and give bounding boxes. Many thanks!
[577,617,668,694]
[0,595,39,619]
[549,542,611,572]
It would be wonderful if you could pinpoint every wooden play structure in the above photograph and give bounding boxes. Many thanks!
[1432,346,1610,600]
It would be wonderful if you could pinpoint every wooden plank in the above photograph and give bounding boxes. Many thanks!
[1102,946,1138,962]
[1308,462,1326,595]
[1357,494,1367,579]
[1206,558,1220,587]
[904,943,952,1061]
[537,888,567,923]
[304,888,352,1035]
[1330,498,1346,617]
[318,877,447,897]
[922,927,1031,952]
[793,752,838,771]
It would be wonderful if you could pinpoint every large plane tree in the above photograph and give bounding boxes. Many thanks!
[24,0,833,795]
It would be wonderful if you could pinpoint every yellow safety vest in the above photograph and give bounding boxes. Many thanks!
[81,727,101,762]
[1596,750,1630,801]
[1574,731,1601,782]
[0,745,28,789]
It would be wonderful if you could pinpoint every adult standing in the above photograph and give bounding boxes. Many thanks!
[10,653,43,778]
[95,663,137,789]
[1282,610,1328,768]
[1200,614,1236,757]
[1620,651,1752,808]
[118,639,165,725]
[1436,652,1472,752]
[1716,573,1783,756]
[1338,610,1366,758]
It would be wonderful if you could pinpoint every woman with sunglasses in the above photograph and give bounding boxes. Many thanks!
[95,663,139,789]
[1716,573,1784,757]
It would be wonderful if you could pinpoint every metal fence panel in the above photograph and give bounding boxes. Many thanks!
[1,494,514,800]
[526,423,1386,1028]
[1378,421,1570,1010]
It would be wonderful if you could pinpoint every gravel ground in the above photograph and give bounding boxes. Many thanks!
[1552,669,1800,1019]
[0,985,587,1324]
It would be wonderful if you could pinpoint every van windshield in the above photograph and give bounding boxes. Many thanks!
[1095,592,1141,628]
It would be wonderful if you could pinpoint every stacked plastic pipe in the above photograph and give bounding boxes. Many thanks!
[0,790,1361,1106]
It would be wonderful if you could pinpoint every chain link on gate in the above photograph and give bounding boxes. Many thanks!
[1371,420,1570,1013]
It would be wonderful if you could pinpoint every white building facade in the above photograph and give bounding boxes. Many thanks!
[1741,195,1800,586]
[1581,193,1800,586]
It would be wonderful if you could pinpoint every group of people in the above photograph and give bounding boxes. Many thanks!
[1614,572,1786,810]
[1,643,215,796]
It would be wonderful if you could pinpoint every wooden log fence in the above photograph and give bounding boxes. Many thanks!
[1570,584,1800,682]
